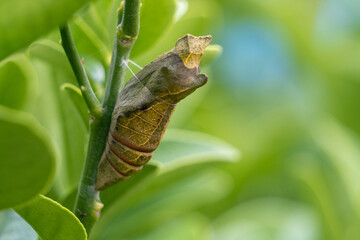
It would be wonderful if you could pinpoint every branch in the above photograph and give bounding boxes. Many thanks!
[59,24,102,118]
[71,0,141,235]
[102,0,140,112]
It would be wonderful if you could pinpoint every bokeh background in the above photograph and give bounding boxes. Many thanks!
[1,0,360,239]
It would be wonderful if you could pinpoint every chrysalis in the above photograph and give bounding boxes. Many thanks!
[95,34,212,190]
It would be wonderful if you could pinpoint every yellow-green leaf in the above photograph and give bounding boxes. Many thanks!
[0,0,93,60]
[0,106,55,210]
[15,195,87,240]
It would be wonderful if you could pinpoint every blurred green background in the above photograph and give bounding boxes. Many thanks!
[1,0,360,239]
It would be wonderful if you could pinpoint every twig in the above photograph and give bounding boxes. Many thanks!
[59,24,102,117]
[103,0,140,112]
[68,0,141,235]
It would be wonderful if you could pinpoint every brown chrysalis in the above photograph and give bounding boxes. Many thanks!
[95,34,212,190]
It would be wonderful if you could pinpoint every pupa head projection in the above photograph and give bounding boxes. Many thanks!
[145,34,212,102]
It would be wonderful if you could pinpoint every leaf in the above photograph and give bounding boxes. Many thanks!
[0,0,92,60]
[61,83,90,130]
[96,129,238,212]
[200,44,223,67]
[27,40,70,70]
[0,210,38,240]
[83,55,106,85]
[130,0,177,57]
[28,41,88,198]
[61,164,161,212]
[68,0,177,64]
[101,163,161,210]
[70,17,111,65]
[0,106,55,210]
[154,129,239,172]
[15,195,87,240]
[0,54,37,110]
[289,153,345,239]
[311,118,360,219]
[60,187,78,211]
[126,213,210,240]
[83,56,106,100]
[132,0,221,63]
[90,169,232,240]
[212,198,320,240]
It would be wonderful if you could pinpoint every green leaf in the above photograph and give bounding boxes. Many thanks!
[128,213,210,240]
[200,44,223,67]
[167,75,210,127]
[132,0,221,63]
[0,0,92,60]
[95,129,238,215]
[61,164,161,212]
[15,195,87,240]
[27,40,70,70]
[154,129,239,171]
[311,118,360,226]
[60,187,78,211]
[0,210,37,240]
[71,17,112,65]
[28,41,88,198]
[61,83,90,130]
[91,169,232,240]
[212,198,320,240]
[0,54,37,110]
[101,163,161,210]
[0,106,55,210]
[131,0,177,57]
[289,153,346,239]
[68,0,177,63]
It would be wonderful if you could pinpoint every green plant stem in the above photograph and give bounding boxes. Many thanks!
[70,0,140,235]
[59,24,102,117]
[103,0,140,111]
[72,116,107,233]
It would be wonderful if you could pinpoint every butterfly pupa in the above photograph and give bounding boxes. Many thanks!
[95,34,212,190]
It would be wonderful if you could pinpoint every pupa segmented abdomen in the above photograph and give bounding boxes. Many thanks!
[95,99,175,190]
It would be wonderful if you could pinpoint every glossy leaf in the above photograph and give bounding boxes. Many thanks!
[97,129,238,211]
[0,54,37,110]
[93,126,237,210]
[28,41,88,198]
[154,129,239,171]
[131,0,177,57]
[61,83,90,129]
[132,0,221,62]
[68,0,177,65]
[212,198,320,240]
[312,118,360,221]
[70,17,111,65]
[0,106,55,210]
[200,44,223,67]
[27,40,70,70]
[127,213,211,240]
[91,169,232,240]
[0,0,92,60]
[15,195,87,240]
[100,163,161,209]
[290,152,346,239]
[61,163,160,212]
